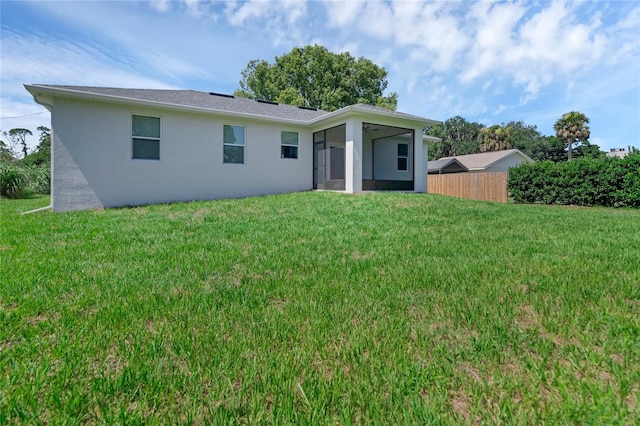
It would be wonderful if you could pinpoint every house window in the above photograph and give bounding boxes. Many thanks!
[281,131,299,159]
[132,115,160,160]
[397,143,408,171]
[223,125,245,164]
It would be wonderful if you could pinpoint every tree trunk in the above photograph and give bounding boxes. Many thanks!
[567,140,572,161]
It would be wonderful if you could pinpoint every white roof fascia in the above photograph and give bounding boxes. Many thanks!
[423,135,442,142]
[24,84,314,126]
[309,104,441,128]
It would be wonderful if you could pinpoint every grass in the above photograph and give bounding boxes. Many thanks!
[1,192,638,424]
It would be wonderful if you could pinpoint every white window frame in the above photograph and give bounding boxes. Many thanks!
[223,124,246,165]
[397,143,409,172]
[131,114,161,160]
[281,131,299,159]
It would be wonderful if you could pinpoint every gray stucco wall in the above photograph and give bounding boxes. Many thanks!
[51,98,312,211]
[372,135,413,181]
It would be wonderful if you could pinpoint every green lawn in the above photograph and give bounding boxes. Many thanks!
[1,192,638,424]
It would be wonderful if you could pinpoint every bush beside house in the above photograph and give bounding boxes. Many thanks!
[508,152,640,208]
[1,126,51,199]
[0,163,50,198]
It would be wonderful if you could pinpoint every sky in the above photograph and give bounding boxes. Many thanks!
[1,0,639,153]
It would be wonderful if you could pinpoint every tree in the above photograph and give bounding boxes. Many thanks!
[0,131,18,164]
[573,140,604,159]
[425,116,484,159]
[553,111,590,161]
[21,126,51,166]
[234,44,398,112]
[479,125,511,152]
[502,121,566,162]
[7,128,33,159]
[526,136,567,162]
[37,126,50,149]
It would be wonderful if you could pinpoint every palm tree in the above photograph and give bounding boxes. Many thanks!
[553,112,590,161]
[479,125,511,152]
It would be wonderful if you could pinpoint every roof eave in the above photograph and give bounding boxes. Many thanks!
[423,135,442,142]
[309,104,441,128]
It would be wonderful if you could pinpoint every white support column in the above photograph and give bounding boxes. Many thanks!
[345,118,363,193]
[413,128,427,193]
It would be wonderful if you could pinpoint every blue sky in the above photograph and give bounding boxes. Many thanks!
[1,0,639,152]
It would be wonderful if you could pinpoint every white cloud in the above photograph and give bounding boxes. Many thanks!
[324,0,364,28]
[454,0,615,105]
[0,29,177,149]
[1,0,637,150]
[224,0,309,46]
[0,98,50,152]
[149,0,171,13]
[225,0,271,25]
[1,30,178,90]
[460,1,526,82]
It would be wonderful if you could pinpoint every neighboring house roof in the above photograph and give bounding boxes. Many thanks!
[427,158,468,174]
[24,84,440,127]
[439,149,534,171]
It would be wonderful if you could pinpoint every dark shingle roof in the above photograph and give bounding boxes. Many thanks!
[28,85,440,126]
[38,85,328,122]
[439,149,533,170]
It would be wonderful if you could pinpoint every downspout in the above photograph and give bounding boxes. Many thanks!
[21,87,54,215]
[21,205,52,215]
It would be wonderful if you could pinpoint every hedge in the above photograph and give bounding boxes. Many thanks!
[508,152,640,208]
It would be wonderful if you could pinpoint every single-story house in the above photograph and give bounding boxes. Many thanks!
[437,149,534,173]
[427,158,468,174]
[25,85,441,212]
[606,148,629,159]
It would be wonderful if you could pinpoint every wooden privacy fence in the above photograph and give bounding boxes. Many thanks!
[428,172,508,203]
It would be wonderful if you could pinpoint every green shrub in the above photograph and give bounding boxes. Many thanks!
[508,152,640,208]
[0,163,27,198]
[0,164,50,199]
[23,165,51,194]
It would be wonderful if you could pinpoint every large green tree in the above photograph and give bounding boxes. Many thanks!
[553,111,590,161]
[479,125,511,152]
[504,121,565,162]
[234,44,398,111]
[425,116,484,159]
[525,136,567,162]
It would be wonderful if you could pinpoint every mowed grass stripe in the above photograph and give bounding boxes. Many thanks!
[1,192,638,424]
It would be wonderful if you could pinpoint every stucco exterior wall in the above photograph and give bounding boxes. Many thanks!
[51,98,312,211]
[372,135,413,181]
